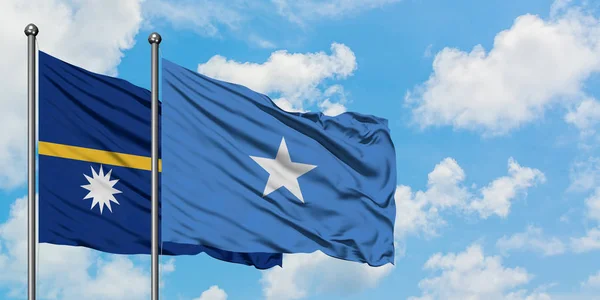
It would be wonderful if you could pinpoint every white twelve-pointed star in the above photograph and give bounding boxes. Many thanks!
[81,165,122,214]
[250,137,317,203]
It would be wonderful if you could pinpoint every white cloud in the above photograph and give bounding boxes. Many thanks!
[319,99,347,116]
[565,98,600,137]
[570,228,600,253]
[143,0,244,37]
[423,44,434,58]
[144,0,396,46]
[193,285,228,300]
[581,270,600,289]
[504,290,553,300]
[569,179,600,254]
[569,157,600,192]
[273,98,307,113]
[468,158,546,218]
[550,0,574,17]
[394,158,467,239]
[496,226,566,256]
[395,157,545,239]
[248,34,277,49]
[65,256,150,300]
[424,157,471,209]
[197,43,356,113]
[0,0,144,188]
[0,196,166,299]
[406,4,600,135]
[272,0,401,25]
[260,251,393,300]
[143,0,397,46]
[321,85,348,115]
[318,85,349,116]
[585,188,600,222]
[394,185,445,240]
[409,244,546,300]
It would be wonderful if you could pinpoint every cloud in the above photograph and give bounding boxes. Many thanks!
[143,0,244,37]
[144,0,399,38]
[143,0,397,46]
[406,4,600,136]
[569,157,600,192]
[468,158,546,218]
[197,43,356,112]
[570,186,600,254]
[318,85,348,116]
[259,251,393,300]
[271,0,401,25]
[0,196,169,299]
[570,228,600,253]
[565,98,600,137]
[193,285,228,300]
[248,34,277,49]
[272,98,307,113]
[0,0,144,188]
[394,158,468,239]
[318,99,347,116]
[504,290,553,300]
[65,256,150,299]
[395,157,545,239]
[581,270,600,289]
[496,226,566,256]
[423,44,434,58]
[409,244,548,300]
[550,0,575,17]
[585,188,600,222]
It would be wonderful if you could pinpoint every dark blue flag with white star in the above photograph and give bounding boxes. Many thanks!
[161,59,397,266]
[37,50,282,269]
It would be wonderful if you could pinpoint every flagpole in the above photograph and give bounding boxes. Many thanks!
[149,32,162,300]
[24,23,39,300]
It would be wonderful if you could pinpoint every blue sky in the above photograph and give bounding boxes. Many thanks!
[1,0,600,299]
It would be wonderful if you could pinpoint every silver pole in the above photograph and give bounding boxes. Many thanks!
[148,32,161,300]
[24,23,38,300]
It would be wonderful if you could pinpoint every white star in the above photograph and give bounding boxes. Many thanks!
[81,165,122,214]
[250,137,317,203]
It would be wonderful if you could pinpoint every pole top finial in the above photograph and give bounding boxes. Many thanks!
[24,23,39,36]
[148,32,162,44]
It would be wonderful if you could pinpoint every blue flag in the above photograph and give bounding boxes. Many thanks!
[161,59,396,266]
[38,51,282,269]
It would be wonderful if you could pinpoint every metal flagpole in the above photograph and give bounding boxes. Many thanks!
[24,23,38,300]
[148,32,162,300]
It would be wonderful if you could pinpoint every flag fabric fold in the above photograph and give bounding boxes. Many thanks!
[161,59,397,267]
[38,51,282,269]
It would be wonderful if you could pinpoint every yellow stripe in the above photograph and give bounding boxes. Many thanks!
[38,141,162,172]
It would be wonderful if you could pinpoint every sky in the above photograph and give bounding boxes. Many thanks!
[1,0,600,299]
